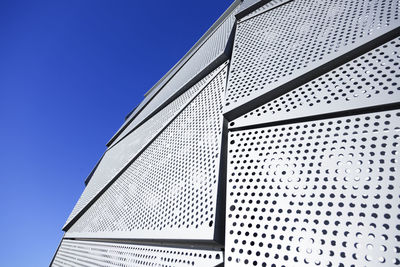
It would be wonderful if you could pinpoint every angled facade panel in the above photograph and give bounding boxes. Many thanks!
[225,109,400,266]
[238,0,291,21]
[236,0,289,20]
[224,0,399,118]
[53,240,223,267]
[229,36,400,130]
[53,1,400,266]
[109,2,240,147]
[63,63,227,229]
[64,64,228,241]
[236,0,262,19]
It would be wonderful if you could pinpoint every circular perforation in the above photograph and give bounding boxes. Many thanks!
[66,66,227,238]
[226,0,399,106]
[53,240,223,267]
[240,0,289,21]
[226,110,400,266]
[64,64,227,229]
[121,4,239,140]
[231,36,400,128]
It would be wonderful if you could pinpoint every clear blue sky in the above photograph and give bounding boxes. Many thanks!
[0,0,233,265]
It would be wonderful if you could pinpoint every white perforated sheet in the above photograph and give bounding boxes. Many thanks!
[239,0,290,21]
[224,0,400,113]
[65,65,228,240]
[238,0,260,12]
[230,37,400,129]
[63,63,227,229]
[115,4,240,145]
[226,109,400,266]
[52,239,223,267]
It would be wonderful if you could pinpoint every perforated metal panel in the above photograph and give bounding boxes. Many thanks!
[236,0,264,19]
[65,65,228,240]
[53,1,400,266]
[237,0,289,21]
[63,63,228,229]
[229,36,400,129]
[226,109,400,266]
[238,0,261,13]
[52,239,223,267]
[111,4,240,147]
[224,0,400,115]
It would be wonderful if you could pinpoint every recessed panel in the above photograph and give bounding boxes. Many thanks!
[224,0,399,116]
[226,110,400,266]
[230,36,400,129]
[63,63,227,229]
[65,65,228,240]
[52,239,223,267]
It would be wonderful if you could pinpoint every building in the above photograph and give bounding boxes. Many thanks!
[51,0,400,266]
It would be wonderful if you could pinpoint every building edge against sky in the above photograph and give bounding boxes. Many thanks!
[52,0,400,266]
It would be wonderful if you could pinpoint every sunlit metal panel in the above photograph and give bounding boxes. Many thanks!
[52,239,223,267]
[224,0,399,119]
[226,109,400,266]
[63,63,227,230]
[65,65,228,241]
[229,36,400,130]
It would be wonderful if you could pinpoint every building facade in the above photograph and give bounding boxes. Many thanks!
[52,0,400,266]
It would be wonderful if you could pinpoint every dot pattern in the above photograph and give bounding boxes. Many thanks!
[121,4,240,139]
[52,239,223,267]
[237,0,261,15]
[113,62,229,146]
[63,63,227,229]
[240,0,290,22]
[230,37,400,129]
[226,110,400,266]
[225,0,399,108]
[65,65,227,240]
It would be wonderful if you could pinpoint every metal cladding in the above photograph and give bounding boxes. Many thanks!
[224,0,399,118]
[53,240,223,267]
[238,0,291,21]
[108,2,241,147]
[65,64,228,240]
[236,0,288,20]
[229,37,400,130]
[53,0,400,266]
[226,110,400,266]
[63,64,227,229]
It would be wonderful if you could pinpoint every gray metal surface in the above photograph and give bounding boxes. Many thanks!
[224,0,400,118]
[237,0,261,13]
[108,3,240,147]
[63,63,228,230]
[239,0,291,22]
[236,0,289,20]
[225,109,400,266]
[236,0,263,19]
[64,65,228,240]
[54,1,400,266]
[52,239,223,267]
[230,36,400,130]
